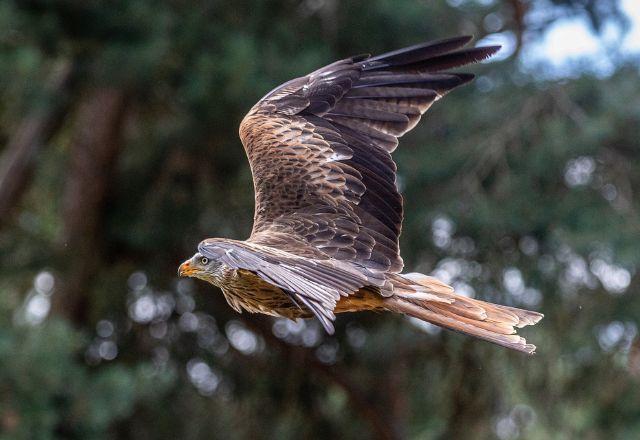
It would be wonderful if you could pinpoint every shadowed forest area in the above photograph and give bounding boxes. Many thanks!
[1,0,639,438]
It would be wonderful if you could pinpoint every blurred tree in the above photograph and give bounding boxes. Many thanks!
[0,0,638,439]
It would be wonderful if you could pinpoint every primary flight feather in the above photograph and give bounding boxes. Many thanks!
[179,36,543,353]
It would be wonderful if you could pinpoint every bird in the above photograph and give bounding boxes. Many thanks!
[178,35,543,353]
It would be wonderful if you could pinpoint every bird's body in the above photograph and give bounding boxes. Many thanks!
[180,36,543,353]
[220,267,385,318]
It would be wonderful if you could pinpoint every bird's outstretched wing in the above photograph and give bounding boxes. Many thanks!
[224,37,499,329]
[240,36,499,275]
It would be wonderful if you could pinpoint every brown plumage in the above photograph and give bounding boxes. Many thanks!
[179,36,543,354]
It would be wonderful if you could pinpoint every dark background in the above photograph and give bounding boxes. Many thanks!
[1,0,639,438]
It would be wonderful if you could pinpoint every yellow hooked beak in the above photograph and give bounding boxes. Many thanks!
[178,260,197,277]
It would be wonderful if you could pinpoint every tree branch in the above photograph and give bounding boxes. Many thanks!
[0,59,76,226]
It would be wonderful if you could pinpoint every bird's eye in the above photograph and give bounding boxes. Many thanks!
[200,257,209,265]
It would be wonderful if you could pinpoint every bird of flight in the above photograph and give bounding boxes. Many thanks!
[179,36,543,353]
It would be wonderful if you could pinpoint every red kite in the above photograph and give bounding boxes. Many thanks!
[179,36,543,353]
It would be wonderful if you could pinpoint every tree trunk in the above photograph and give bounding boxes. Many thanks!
[385,353,409,439]
[442,344,494,439]
[55,87,128,325]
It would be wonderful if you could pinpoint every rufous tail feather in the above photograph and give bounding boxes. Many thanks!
[384,273,543,354]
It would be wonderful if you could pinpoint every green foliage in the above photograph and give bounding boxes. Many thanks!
[0,315,175,439]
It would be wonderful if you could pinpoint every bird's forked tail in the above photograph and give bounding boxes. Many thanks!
[383,273,543,354]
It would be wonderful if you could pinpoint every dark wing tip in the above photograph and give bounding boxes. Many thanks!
[455,72,476,85]
[363,40,501,74]
[415,45,502,72]
[475,45,501,58]
[367,35,474,65]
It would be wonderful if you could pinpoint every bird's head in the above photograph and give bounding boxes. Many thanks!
[178,252,226,286]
